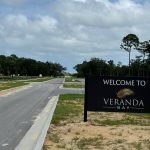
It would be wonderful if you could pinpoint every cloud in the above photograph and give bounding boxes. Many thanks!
[0,0,150,72]
[52,0,149,27]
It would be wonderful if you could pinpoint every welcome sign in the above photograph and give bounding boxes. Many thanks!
[84,76,150,121]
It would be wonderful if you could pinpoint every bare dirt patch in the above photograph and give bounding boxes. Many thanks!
[44,113,150,150]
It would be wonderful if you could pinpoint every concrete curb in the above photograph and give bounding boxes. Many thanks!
[15,96,59,150]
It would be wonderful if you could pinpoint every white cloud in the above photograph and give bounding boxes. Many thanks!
[0,0,150,72]
[52,0,149,28]
[74,0,87,2]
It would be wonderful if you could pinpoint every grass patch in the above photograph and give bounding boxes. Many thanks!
[126,113,150,119]
[63,84,84,88]
[115,139,126,144]
[143,139,150,149]
[92,115,150,126]
[25,77,53,82]
[48,133,61,143]
[76,137,103,150]
[0,76,38,81]
[0,77,53,91]
[130,142,143,150]
[0,81,28,91]
[93,118,140,126]
[51,94,150,126]
[51,94,84,125]
[44,94,150,150]
[65,77,80,82]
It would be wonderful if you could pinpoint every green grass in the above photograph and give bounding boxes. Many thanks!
[0,81,28,91]
[0,76,38,81]
[51,94,84,125]
[25,77,53,82]
[65,77,80,82]
[0,76,53,82]
[93,118,138,126]
[126,113,150,119]
[51,94,150,126]
[59,94,84,101]
[63,84,84,88]
[92,115,150,126]
[0,77,53,91]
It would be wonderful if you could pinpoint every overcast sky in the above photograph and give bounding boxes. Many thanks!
[0,0,150,72]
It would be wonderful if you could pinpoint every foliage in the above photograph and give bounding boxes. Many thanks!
[74,34,150,77]
[74,58,109,77]
[120,34,139,66]
[137,40,150,59]
[120,34,139,52]
[74,57,150,77]
[0,54,66,76]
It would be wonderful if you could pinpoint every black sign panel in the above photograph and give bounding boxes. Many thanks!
[85,76,150,114]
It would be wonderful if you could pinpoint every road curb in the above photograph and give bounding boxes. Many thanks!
[15,96,59,150]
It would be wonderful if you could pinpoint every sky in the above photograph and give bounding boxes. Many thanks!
[0,0,150,73]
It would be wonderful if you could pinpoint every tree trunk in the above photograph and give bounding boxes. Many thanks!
[129,51,131,76]
[129,51,131,66]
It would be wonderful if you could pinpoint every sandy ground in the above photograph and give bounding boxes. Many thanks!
[43,112,150,150]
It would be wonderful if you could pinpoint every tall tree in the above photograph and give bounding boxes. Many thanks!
[120,34,139,67]
[0,54,66,76]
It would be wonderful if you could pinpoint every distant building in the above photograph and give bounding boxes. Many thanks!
[39,74,42,77]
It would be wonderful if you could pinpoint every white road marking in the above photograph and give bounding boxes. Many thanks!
[21,121,28,124]
[2,143,9,147]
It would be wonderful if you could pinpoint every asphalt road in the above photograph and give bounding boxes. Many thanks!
[0,78,84,150]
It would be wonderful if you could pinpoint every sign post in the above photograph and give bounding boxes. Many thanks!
[84,76,88,122]
[84,76,150,121]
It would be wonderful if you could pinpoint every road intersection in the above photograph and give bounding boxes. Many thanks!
[0,78,84,150]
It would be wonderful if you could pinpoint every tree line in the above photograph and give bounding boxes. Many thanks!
[0,54,66,77]
[74,34,150,77]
